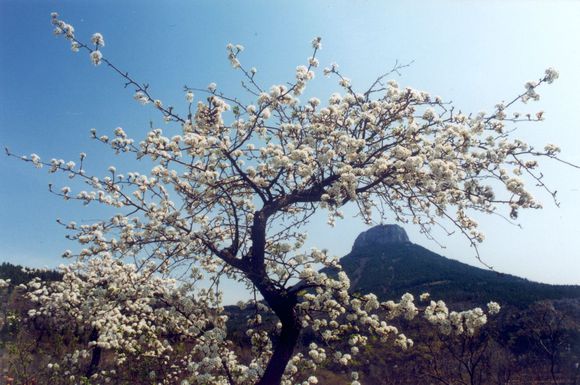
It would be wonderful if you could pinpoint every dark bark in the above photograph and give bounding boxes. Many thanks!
[246,200,310,384]
[255,304,301,385]
[86,327,102,377]
[251,267,302,385]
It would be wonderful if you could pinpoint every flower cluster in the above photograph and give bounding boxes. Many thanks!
[424,300,498,336]
[51,13,105,66]
[25,256,257,384]
[487,301,501,315]
[0,278,10,289]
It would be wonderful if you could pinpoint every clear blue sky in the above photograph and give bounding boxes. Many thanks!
[1,1,579,303]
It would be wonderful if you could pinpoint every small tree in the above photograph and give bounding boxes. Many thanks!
[7,12,577,385]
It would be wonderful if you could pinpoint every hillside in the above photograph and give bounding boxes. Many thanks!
[0,262,62,286]
[337,224,580,307]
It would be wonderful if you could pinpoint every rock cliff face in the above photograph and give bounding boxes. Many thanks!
[352,224,409,251]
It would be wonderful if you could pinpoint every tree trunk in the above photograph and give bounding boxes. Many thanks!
[256,316,301,385]
[86,327,102,377]
[250,274,301,385]
[249,206,302,385]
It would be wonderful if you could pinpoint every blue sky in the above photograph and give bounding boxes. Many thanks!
[1,1,579,303]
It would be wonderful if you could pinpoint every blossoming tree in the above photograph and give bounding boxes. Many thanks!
[7,12,576,385]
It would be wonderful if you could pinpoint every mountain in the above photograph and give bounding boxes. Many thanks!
[337,224,580,307]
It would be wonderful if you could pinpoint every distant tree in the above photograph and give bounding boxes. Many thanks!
[422,322,516,385]
[513,301,580,385]
[0,263,62,286]
[6,12,577,385]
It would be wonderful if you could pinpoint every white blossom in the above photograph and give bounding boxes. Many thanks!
[487,301,501,315]
[90,50,103,66]
[91,32,105,47]
[544,67,559,84]
[186,90,194,103]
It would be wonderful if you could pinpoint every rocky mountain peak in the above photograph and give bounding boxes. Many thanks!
[352,224,410,251]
